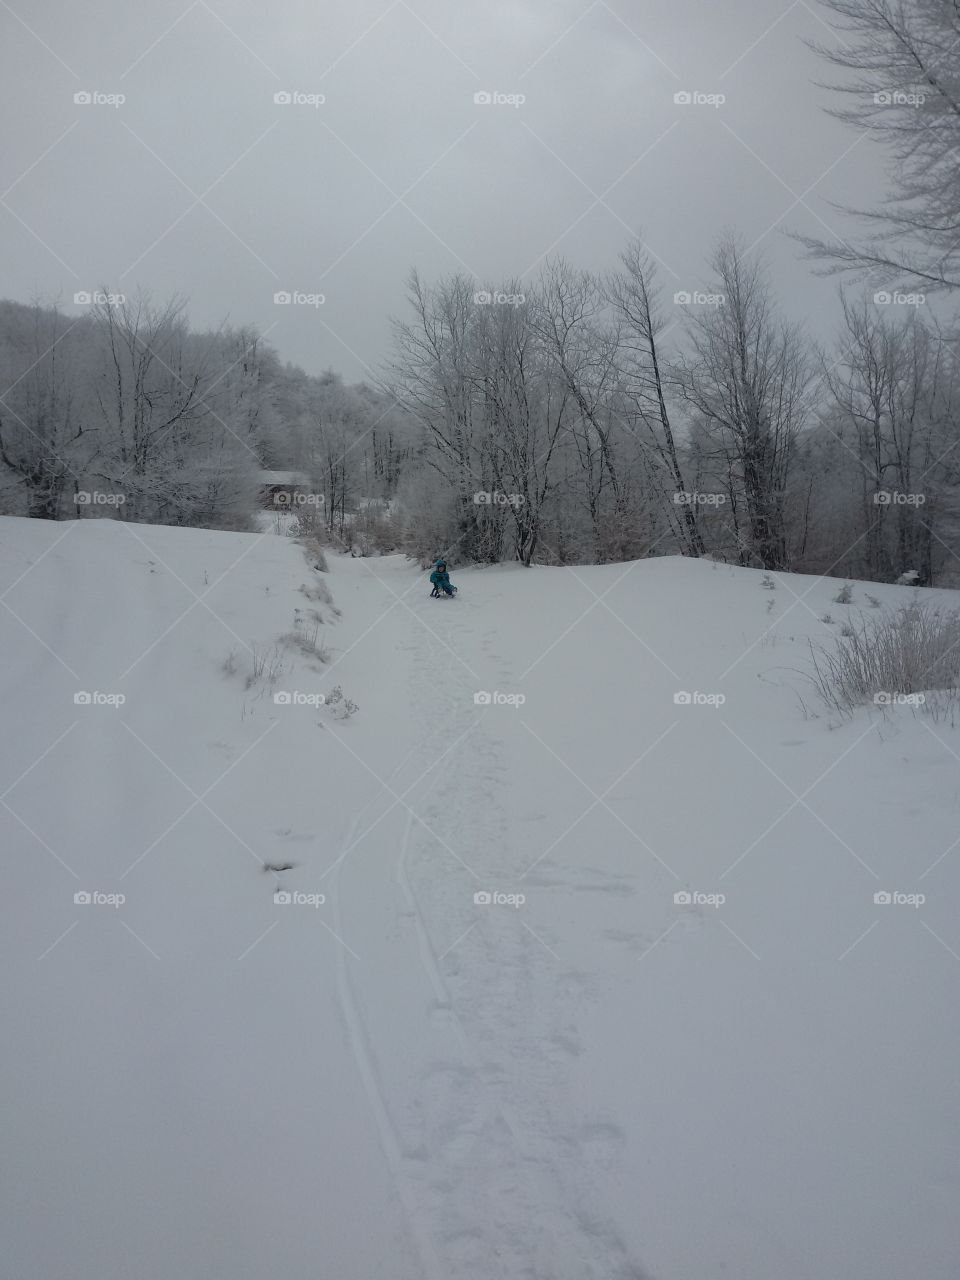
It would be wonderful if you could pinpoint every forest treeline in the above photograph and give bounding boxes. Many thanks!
[2,234,958,585]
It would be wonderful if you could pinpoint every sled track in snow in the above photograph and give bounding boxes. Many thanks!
[368,597,653,1277]
[329,805,446,1280]
[323,584,654,1278]
[395,800,652,1280]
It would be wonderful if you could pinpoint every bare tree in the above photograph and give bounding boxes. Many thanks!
[605,240,705,556]
[532,260,643,560]
[800,0,960,291]
[676,238,816,570]
[0,301,95,518]
[821,291,960,581]
[388,271,494,559]
[82,293,261,528]
[471,288,566,564]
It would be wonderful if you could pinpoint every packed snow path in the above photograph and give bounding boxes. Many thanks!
[2,518,959,1279]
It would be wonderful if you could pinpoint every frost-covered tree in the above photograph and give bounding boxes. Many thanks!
[801,0,960,291]
[0,301,96,519]
[605,240,705,557]
[675,238,816,570]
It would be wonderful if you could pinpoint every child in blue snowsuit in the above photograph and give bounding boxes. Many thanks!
[429,561,455,596]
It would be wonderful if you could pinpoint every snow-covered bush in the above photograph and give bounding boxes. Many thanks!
[324,684,358,719]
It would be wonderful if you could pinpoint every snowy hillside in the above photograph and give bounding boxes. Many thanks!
[2,516,959,1280]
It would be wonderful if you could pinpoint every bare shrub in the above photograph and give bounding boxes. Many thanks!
[299,579,338,614]
[246,644,285,689]
[282,618,330,663]
[353,505,400,554]
[808,603,960,715]
[297,533,330,571]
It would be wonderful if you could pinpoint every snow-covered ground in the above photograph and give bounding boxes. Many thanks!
[2,516,959,1280]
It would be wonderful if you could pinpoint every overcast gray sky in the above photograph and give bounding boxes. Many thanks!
[1,0,885,380]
